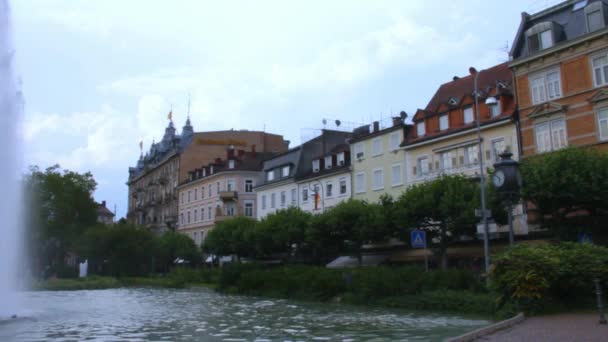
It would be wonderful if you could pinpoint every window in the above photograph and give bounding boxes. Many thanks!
[193,209,197,222]
[187,191,191,203]
[181,193,184,204]
[535,119,567,153]
[313,159,320,172]
[372,168,384,190]
[291,188,297,205]
[439,114,448,131]
[391,163,403,186]
[270,193,276,208]
[354,142,364,159]
[208,206,212,220]
[187,211,191,224]
[326,182,333,197]
[201,186,205,199]
[244,201,254,217]
[464,145,479,165]
[529,29,553,52]
[490,102,501,117]
[245,180,253,193]
[180,213,184,225]
[280,191,286,206]
[208,184,212,197]
[194,189,198,201]
[267,170,275,181]
[598,108,608,141]
[592,53,608,87]
[325,156,332,169]
[464,107,474,124]
[389,132,401,150]
[210,166,214,174]
[417,122,426,136]
[339,178,347,195]
[226,204,235,216]
[216,181,221,192]
[355,172,365,194]
[441,151,453,172]
[529,69,561,104]
[491,139,506,162]
[201,208,205,221]
[587,6,604,32]
[226,179,235,191]
[337,152,345,166]
[282,166,290,177]
[372,138,383,156]
[417,157,429,177]
[228,160,235,169]
[302,189,309,202]
[261,195,267,209]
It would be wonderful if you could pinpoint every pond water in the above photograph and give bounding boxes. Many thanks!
[0,288,489,341]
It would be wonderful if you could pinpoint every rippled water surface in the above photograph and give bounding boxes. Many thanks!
[0,288,490,341]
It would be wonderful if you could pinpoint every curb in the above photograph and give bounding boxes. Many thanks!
[444,312,525,342]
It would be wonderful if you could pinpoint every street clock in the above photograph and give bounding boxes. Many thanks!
[492,152,522,201]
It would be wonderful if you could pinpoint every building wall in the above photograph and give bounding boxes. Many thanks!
[255,180,298,219]
[512,32,608,156]
[177,170,262,244]
[297,171,352,213]
[350,128,407,202]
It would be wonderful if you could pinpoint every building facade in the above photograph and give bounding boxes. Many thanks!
[256,130,352,219]
[350,118,409,203]
[510,0,608,156]
[96,200,115,224]
[127,117,289,233]
[176,149,269,245]
[404,62,527,235]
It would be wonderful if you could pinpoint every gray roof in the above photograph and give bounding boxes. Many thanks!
[511,0,608,60]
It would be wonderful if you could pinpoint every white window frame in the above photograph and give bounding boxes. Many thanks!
[491,138,506,163]
[201,186,205,199]
[591,51,608,87]
[302,189,309,202]
[529,67,562,105]
[355,172,366,194]
[354,142,364,160]
[439,114,449,131]
[464,144,480,166]
[490,101,501,117]
[417,156,429,178]
[372,138,383,156]
[535,118,568,153]
[312,159,320,172]
[226,179,235,192]
[291,188,297,205]
[339,177,348,195]
[598,107,608,141]
[372,168,384,191]
[416,122,426,137]
[270,193,276,209]
[337,152,345,166]
[325,156,333,169]
[228,160,235,169]
[208,184,212,197]
[280,191,286,207]
[244,200,254,217]
[267,170,275,181]
[391,163,403,187]
[440,151,453,173]
[389,131,401,151]
[261,195,267,210]
[463,107,474,124]
[326,182,333,198]
[282,166,290,177]
[245,179,253,193]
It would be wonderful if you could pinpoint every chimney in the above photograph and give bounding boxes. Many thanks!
[392,117,402,127]
[373,121,380,132]
[102,200,106,208]
[453,76,460,81]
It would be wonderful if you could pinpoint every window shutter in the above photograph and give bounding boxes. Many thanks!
[413,166,417,175]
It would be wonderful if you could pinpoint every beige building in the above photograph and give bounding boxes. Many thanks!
[350,118,409,203]
[127,116,288,233]
[404,63,527,235]
[176,149,270,245]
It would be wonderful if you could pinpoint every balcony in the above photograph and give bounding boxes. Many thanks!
[219,191,238,201]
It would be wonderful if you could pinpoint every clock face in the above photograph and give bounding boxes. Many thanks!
[493,170,505,187]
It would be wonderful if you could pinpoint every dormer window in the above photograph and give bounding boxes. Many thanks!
[282,165,290,177]
[416,122,425,137]
[228,160,235,169]
[585,1,606,33]
[354,143,364,159]
[312,159,320,173]
[439,114,448,131]
[210,166,214,174]
[266,170,274,181]
[526,22,557,54]
[448,97,458,106]
[337,152,345,166]
[463,107,474,124]
[325,156,332,169]
[202,168,206,177]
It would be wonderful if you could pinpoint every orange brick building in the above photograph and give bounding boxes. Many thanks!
[510,0,608,157]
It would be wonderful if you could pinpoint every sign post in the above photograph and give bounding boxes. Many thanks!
[411,230,428,272]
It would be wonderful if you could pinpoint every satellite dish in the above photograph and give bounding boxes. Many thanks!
[400,111,408,120]
[335,120,341,127]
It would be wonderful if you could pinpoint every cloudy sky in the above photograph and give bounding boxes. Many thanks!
[11,0,554,217]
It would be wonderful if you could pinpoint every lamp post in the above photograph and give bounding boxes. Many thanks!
[470,67,495,274]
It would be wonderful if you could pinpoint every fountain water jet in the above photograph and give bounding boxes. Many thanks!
[0,0,24,319]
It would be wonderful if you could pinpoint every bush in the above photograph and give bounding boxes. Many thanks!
[491,242,608,314]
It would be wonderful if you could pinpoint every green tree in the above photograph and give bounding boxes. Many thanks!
[202,216,257,261]
[395,175,480,270]
[24,165,98,274]
[255,207,312,260]
[157,231,201,271]
[521,147,608,239]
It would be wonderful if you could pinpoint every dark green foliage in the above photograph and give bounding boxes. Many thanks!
[491,242,608,314]
[157,231,201,271]
[255,207,312,259]
[202,216,257,259]
[376,291,497,316]
[521,147,608,237]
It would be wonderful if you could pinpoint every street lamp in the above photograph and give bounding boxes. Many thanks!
[470,67,496,275]
[492,151,522,245]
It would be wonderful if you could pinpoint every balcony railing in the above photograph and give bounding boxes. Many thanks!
[219,191,238,201]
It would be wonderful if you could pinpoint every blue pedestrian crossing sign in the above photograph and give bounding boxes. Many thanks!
[411,230,426,248]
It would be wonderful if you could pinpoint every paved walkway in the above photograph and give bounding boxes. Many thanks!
[479,313,608,342]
